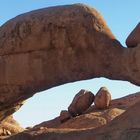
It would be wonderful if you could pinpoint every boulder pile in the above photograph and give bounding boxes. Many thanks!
[59,87,111,123]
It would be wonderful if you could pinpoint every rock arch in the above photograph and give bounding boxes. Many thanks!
[0,4,140,121]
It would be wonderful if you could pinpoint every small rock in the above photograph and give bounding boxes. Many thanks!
[94,87,111,109]
[68,89,95,116]
[60,110,71,123]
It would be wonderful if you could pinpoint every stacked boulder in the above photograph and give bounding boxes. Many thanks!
[60,87,111,123]
[60,89,95,122]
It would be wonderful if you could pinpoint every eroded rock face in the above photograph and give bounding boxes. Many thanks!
[68,89,94,116]
[94,87,111,109]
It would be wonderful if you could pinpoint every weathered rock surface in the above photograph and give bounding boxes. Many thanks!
[68,89,94,116]
[5,92,140,140]
[94,87,111,109]
[0,3,140,121]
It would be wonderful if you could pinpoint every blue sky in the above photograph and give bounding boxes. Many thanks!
[0,0,140,128]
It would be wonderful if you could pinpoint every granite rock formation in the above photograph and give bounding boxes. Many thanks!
[0,3,140,140]
[0,4,140,121]
[68,89,94,116]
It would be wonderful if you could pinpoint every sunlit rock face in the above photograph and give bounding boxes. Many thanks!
[0,3,140,131]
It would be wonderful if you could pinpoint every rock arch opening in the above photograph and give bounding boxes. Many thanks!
[13,78,140,128]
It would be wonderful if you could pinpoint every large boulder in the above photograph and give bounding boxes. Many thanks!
[68,89,94,116]
[94,87,111,109]
[0,3,140,126]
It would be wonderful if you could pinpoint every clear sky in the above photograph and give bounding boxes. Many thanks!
[0,0,140,128]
